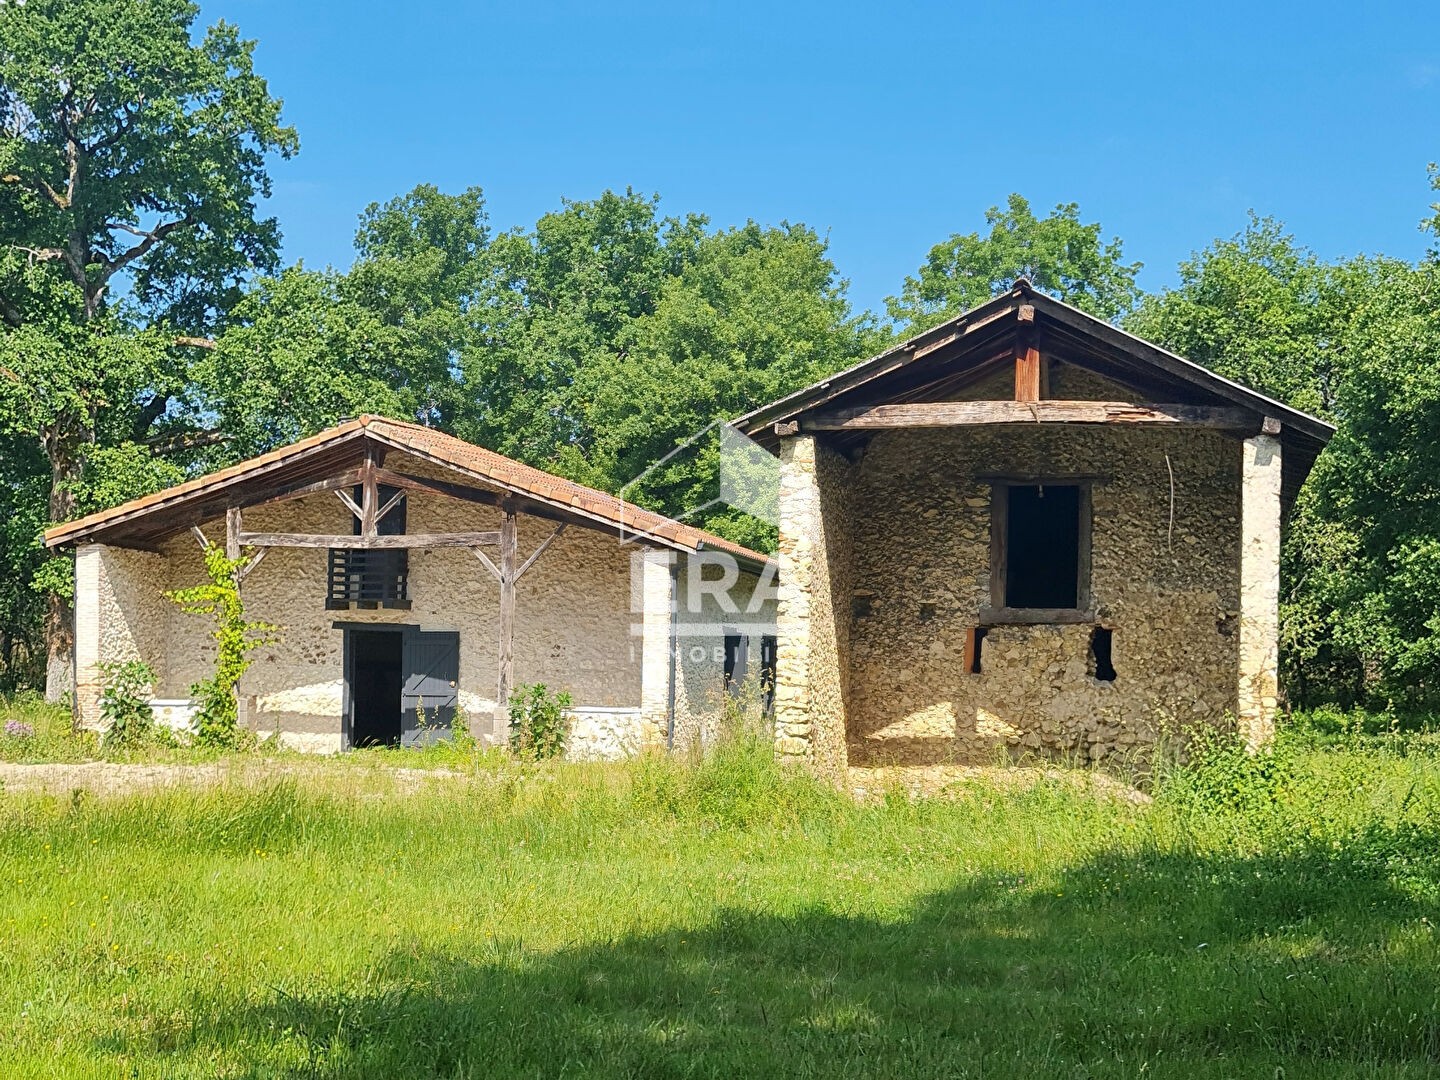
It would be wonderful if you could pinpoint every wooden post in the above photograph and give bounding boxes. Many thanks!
[360,448,378,538]
[494,506,518,740]
[1015,340,1043,401]
[225,507,242,562]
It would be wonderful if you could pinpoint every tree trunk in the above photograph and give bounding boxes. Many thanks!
[43,443,81,705]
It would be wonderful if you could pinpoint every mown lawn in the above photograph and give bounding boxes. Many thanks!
[0,724,1437,1078]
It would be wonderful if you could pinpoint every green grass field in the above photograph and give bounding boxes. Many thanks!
[0,712,1438,1078]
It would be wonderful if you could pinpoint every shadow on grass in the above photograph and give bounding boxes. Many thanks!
[117,827,1440,1080]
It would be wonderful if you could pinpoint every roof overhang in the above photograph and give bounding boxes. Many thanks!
[44,417,772,573]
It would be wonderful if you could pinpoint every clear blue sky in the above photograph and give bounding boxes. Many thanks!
[201,0,1440,314]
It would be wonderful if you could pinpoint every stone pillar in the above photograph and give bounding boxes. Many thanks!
[774,434,849,780]
[73,544,103,730]
[637,549,675,749]
[1238,432,1282,748]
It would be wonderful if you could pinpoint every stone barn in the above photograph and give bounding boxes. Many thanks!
[45,417,777,757]
[734,280,1334,779]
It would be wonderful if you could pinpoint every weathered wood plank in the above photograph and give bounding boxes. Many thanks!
[248,470,366,509]
[236,531,500,549]
[471,546,502,582]
[334,488,364,521]
[805,400,1258,431]
[225,507,242,561]
[978,607,1097,625]
[235,546,269,584]
[360,450,378,538]
[495,509,518,731]
[1014,345,1043,402]
[515,523,567,581]
[376,487,406,526]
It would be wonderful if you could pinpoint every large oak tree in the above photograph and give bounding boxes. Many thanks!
[0,0,295,698]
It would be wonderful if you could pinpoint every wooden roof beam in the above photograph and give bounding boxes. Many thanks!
[804,400,1260,432]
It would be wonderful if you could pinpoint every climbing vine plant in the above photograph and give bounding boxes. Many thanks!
[165,546,281,748]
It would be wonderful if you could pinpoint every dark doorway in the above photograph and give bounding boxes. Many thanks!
[349,629,404,746]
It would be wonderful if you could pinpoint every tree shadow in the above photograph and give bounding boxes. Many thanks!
[117,836,1440,1078]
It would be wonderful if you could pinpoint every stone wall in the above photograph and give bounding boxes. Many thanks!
[670,554,778,753]
[109,478,647,749]
[81,463,774,759]
[1237,433,1282,748]
[74,544,172,730]
[844,423,1243,765]
[773,435,854,781]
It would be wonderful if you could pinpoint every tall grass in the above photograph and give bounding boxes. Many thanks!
[0,725,1437,1077]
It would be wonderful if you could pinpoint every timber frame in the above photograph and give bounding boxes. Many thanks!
[733,278,1335,510]
[44,415,773,738]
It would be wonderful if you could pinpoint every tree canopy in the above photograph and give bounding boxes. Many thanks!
[886,193,1142,333]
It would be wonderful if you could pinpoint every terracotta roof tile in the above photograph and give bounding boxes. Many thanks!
[43,416,772,567]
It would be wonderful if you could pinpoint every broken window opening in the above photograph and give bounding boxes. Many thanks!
[1003,483,1082,609]
[966,626,988,674]
[1090,626,1116,682]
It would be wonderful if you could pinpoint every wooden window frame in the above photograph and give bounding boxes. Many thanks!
[981,478,1094,625]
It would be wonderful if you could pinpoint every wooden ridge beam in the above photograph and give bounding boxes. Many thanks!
[804,400,1259,432]
[236,531,500,549]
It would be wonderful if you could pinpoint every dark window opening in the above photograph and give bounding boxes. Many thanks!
[1091,626,1116,682]
[967,626,988,674]
[723,632,748,696]
[760,635,777,715]
[328,485,409,608]
[1004,484,1080,609]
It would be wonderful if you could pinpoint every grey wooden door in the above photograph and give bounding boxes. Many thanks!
[401,630,460,746]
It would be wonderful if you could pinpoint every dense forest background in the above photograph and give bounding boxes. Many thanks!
[2,1,1439,713]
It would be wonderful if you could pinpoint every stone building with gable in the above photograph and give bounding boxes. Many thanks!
[734,279,1334,780]
[45,417,777,758]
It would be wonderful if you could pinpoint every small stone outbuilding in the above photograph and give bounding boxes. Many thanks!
[46,417,776,757]
[734,280,1334,779]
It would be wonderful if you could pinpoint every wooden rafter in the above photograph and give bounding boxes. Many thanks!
[804,400,1260,432]
[237,531,501,550]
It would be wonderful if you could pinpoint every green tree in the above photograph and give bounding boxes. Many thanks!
[0,0,295,697]
[582,221,879,548]
[887,194,1141,333]
[459,189,700,468]
[1128,213,1425,708]
[1304,259,1440,707]
[453,193,876,548]
[198,185,489,458]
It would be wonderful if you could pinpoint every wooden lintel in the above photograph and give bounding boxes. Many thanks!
[805,400,1259,431]
[978,607,1097,626]
[236,531,501,549]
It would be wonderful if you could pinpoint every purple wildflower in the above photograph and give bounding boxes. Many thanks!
[4,720,34,739]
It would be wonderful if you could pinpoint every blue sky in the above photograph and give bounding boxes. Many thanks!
[202,1,1440,314]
